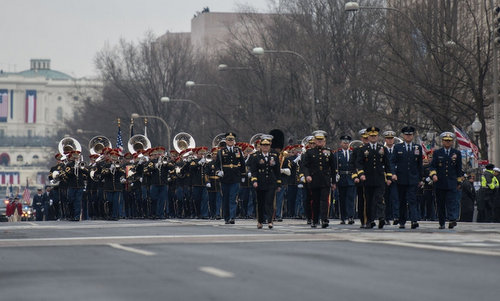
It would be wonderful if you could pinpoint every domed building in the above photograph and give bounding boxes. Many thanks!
[0,59,100,195]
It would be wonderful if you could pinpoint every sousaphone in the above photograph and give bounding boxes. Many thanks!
[128,134,151,154]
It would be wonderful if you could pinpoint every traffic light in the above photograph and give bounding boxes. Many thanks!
[494,6,500,46]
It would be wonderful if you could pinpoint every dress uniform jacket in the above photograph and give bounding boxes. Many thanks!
[429,148,463,189]
[190,159,208,186]
[355,143,393,186]
[205,160,220,192]
[302,147,335,188]
[65,161,87,189]
[146,159,171,186]
[101,162,125,191]
[249,151,282,189]
[391,143,423,185]
[214,146,246,184]
[333,149,355,187]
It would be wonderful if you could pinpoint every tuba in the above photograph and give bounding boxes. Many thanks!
[128,134,151,154]
[249,133,266,148]
[212,133,227,148]
[173,132,195,153]
[349,140,364,149]
[58,137,82,154]
[89,136,112,155]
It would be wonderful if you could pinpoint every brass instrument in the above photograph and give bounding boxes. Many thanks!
[128,134,151,154]
[58,137,82,154]
[212,133,227,148]
[173,132,195,153]
[89,136,112,155]
[250,133,266,148]
[349,140,364,149]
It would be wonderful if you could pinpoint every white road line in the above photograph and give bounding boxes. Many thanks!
[107,243,156,256]
[199,266,234,278]
[350,238,500,257]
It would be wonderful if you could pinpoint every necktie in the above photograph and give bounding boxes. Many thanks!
[389,149,392,154]
[446,149,450,156]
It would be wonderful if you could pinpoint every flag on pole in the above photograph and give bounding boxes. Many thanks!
[0,89,9,122]
[116,119,124,155]
[452,125,479,159]
[22,178,30,205]
[144,118,148,138]
[130,118,134,139]
[25,90,37,123]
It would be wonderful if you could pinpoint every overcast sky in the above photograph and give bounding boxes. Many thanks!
[0,0,272,78]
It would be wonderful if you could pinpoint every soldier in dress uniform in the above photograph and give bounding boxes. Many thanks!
[33,188,46,221]
[284,145,301,219]
[390,126,423,229]
[239,143,256,218]
[332,135,356,224]
[421,154,437,221]
[214,132,246,224]
[145,147,170,219]
[189,147,210,218]
[429,132,463,229]
[206,147,222,219]
[101,149,125,220]
[354,127,393,229]
[48,153,65,220]
[353,129,369,226]
[300,136,315,224]
[249,135,282,229]
[302,130,335,228]
[65,150,88,221]
[383,130,399,225]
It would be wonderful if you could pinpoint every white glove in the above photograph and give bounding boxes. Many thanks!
[199,158,206,165]
[49,199,53,206]
[294,154,301,163]
[241,178,245,183]
[298,184,304,188]
[131,183,134,187]
[247,172,252,178]
[120,177,126,184]
[216,170,224,177]
[300,176,305,183]
[206,183,211,188]
[139,177,143,183]
[155,162,161,169]
[280,168,291,176]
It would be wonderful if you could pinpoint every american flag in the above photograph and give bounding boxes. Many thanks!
[22,179,30,205]
[453,125,479,159]
[116,125,124,155]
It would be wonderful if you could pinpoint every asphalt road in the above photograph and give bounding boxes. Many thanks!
[1,219,499,301]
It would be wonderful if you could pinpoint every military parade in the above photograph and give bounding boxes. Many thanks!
[4,125,483,230]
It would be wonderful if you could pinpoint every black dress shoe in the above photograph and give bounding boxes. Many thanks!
[340,220,346,225]
[360,224,366,229]
[439,225,445,229]
[348,218,355,225]
[307,219,312,225]
[277,218,283,222]
[411,222,419,229]
[321,222,329,228]
[229,219,235,224]
[367,221,376,229]
[378,219,386,229]
[399,224,405,229]
[311,223,317,228]
[393,219,399,225]
[257,223,263,229]
[448,221,457,229]
[268,223,273,229]
[224,220,230,224]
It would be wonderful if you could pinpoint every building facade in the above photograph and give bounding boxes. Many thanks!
[0,59,100,195]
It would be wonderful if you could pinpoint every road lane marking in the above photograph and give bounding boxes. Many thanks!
[108,243,156,256]
[199,266,234,278]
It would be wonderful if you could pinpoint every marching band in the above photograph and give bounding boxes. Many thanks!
[45,127,466,230]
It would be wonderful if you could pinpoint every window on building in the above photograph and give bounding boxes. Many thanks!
[0,153,10,166]
[57,107,63,121]
[73,96,79,101]
[32,155,39,162]
[0,129,4,138]
[17,155,23,162]
[58,96,62,101]
[28,130,32,138]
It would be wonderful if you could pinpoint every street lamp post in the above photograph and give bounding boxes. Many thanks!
[131,113,172,150]
[472,113,483,181]
[251,47,317,129]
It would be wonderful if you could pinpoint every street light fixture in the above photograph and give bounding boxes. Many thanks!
[217,64,252,71]
[130,113,172,150]
[472,113,482,155]
[252,47,317,129]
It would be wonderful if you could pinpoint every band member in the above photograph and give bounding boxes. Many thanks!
[354,127,393,229]
[206,147,222,219]
[214,132,246,224]
[275,146,291,221]
[146,147,170,219]
[333,135,356,224]
[300,136,315,224]
[101,149,125,220]
[65,150,88,221]
[239,143,256,218]
[285,145,301,218]
[190,147,210,218]
[250,135,282,229]
[391,126,423,229]
[302,130,335,228]
[48,153,65,220]
[33,188,46,221]
[430,132,463,229]
[383,130,399,224]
